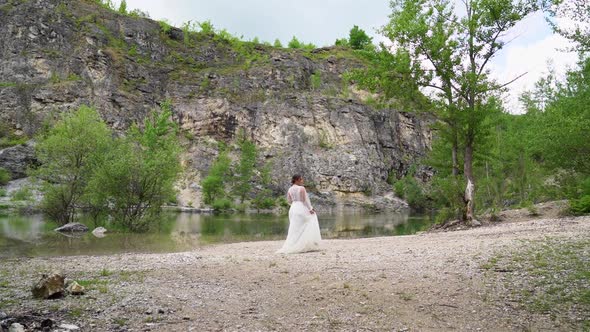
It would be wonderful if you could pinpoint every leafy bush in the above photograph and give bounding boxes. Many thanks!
[349,25,372,50]
[0,168,10,185]
[252,194,275,210]
[201,150,231,205]
[288,36,302,49]
[212,198,232,211]
[35,106,111,224]
[434,207,456,224]
[85,106,181,232]
[393,175,427,211]
[198,20,215,35]
[273,39,283,48]
[0,188,6,197]
[11,187,32,202]
[570,195,590,215]
[35,103,181,230]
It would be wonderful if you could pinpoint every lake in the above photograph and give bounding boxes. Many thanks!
[0,211,432,258]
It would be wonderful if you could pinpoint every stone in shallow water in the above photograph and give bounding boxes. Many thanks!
[32,272,65,299]
[92,227,107,238]
[55,223,89,233]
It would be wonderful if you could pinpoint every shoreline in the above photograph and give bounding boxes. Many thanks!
[0,214,588,331]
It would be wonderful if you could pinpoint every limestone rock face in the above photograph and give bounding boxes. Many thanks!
[0,142,36,179]
[0,0,434,210]
[31,272,65,299]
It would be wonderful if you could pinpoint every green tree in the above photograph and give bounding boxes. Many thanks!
[349,25,372,49]
[385,0,538,222]
[234,135,258,203]
[85,103,181,231]
[288,36,302,49]
[118,0,127,14]
[273,39,283,48]
[35,106,111,224]
[201,147,231,205]
[545,0,590,52]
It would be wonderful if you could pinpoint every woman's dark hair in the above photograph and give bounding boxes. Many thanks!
[291,174,302,184]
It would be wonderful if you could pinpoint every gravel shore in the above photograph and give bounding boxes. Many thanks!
[1,214,588,331]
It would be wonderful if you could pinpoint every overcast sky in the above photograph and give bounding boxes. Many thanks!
[116,0,579,113]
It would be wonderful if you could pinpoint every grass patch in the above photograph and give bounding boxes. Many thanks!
[100,267,113,276]
[484,237,590,328]
[10,187,33,201]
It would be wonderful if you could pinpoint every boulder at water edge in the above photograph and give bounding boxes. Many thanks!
[91,227,107,238]
[54,223,89,233]
[32,272,65,299]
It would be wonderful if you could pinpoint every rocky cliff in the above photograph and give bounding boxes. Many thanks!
[0,0,433,210]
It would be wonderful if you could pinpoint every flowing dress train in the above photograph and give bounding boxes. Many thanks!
[277,184,321,254]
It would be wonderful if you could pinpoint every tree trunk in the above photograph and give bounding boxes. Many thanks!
[451,132,459,176]
[463,142,480,225]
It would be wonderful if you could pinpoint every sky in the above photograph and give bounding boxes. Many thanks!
[116,0,580,113]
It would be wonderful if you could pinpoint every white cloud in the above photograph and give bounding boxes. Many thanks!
[491,37,578,114]
[489,13,579,113]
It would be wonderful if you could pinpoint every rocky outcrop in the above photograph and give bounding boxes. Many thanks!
[0,0,433,209]
[0,142,36,179]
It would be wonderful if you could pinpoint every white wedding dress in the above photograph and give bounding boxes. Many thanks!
[276,184,322,254]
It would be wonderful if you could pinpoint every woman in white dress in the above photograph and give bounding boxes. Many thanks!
[277,175,322,254]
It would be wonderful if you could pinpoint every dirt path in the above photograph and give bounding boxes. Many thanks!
[1,215,588,331]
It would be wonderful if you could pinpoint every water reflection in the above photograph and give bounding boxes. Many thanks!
[0,211,431,258]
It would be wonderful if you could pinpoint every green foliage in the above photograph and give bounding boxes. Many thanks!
[288,36,302,49]
[0,188,6,197]
[393,174,427,211]
[212,197,232,211]
[10,187,32,202]
[334,38,349,47]
[570,195,590,215]
[0,122,27,149]
[273,39,283,48]
[233,133,258,202]
[310,72,321,90]
[158,19,172,34]
[198,20,215,35]
[35,103,181,231]
[0,168,10,185]
[344,46,429,110]
[201,150,231,205]
[252,195,275,209]
[348,25,372,50]
[385,0,539,220]
[85,103,181,231]
[117,0,127,14]
[526,58,590,175]
[35,106,111,224]
[92,0,116,11]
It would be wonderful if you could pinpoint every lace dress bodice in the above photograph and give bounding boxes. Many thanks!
[287,185,313,211]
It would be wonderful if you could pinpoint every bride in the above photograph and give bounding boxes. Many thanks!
[277,174,322,254]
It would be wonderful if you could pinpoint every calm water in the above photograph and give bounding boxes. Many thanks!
[0,211,432,258]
